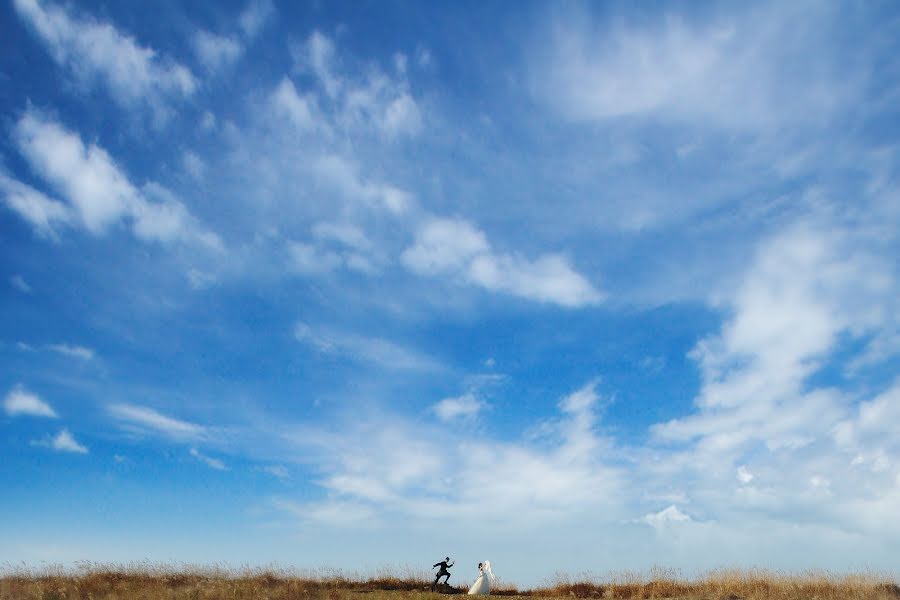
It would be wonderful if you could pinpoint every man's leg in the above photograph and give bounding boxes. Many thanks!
[433,574,440,591]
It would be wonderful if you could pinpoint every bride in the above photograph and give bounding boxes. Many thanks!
[467,561,495,595]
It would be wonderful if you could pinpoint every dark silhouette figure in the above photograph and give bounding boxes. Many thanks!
[432,557,453,591]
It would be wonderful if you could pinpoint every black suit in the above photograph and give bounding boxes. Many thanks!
[432,560,453,589]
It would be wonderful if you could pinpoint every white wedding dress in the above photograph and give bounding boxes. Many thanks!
[467,561,495,595]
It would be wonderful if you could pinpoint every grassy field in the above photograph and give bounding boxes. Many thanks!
[1,563,898,600]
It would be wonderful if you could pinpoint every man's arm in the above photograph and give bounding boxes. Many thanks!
[433,563,440,568]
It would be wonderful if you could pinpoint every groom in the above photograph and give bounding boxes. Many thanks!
[431,556,453,590]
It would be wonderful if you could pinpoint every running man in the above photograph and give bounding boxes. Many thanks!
[432,557,453,590]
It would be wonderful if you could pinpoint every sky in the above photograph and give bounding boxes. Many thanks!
[1,0,900,588]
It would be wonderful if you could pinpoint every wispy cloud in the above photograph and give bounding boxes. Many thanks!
[259,465,290,480]
[11,110,221,249]
[238,0,275,38]
[51,429,88,454]
[272,498,376,527]
[10,274,32,293]
[182,151,205,181]
[287,30,422,139]
[189,447,227,470]
[12,0,195,117]
[534,4,854,131]
[47,343,94,360]
[192,0,274,74]
[3,385,58,418]
[238,0,274,38]
[192,30,242,73]
[0,173,71,239]
[288,221,380,276]
[294,322,442,372]
[309,154,413,216]
[108,404,207,441]
[31,428,88,454]
[639,505,692,530]
[403,217,602,307]
[279,380,619,526]
[432,393,485,421]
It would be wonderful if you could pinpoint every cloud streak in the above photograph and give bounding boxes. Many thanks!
[108,404,208,441]
[0,174,71,239]
[10,110,221,249]
[403,217,602,307]
[433,393,485,421]
[47,343,94,360]
[3,385,58,418]
[49,429,88,454]
[190,447,227,471]
[294,322,442,372]
[13,0,195,116]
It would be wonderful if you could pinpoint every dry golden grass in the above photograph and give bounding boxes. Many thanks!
[538,566,900,599]
[1,563,897,600]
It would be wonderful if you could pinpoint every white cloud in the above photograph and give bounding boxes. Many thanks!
[12,110,221,249]
[393,52,407,75]
[10,274,32,293]
[280,380,619,526]
[402,217,489,273]
[833,380,900,476]
[192,30,242,72]
[433,393,484,421]
[50,429,88,454]
[737,466,754,484]
[4,385,58,418]
[415,46,432,69]
[273,498,377,527]
[289,221,379,276]
[137,183,222,249]
[238,0,274,38]
[640,505,692,529]
[653,223,892,454]
[200,111,217,132]
[402,217,602,307]
[190,447,227,470]
[47,343,94,360]
[260,465,290,480]
[298,30,341,99]
[535,4,852,131]
[187,269,217,290]
[182,151,206,181]
[288,241,342,275]
[272,78,319,132]
[108,403,207,441]
[0,173,71,239]
[15,111,132,232]
[312,154,412,216]
[294,322,441,372]
[556,380,604,460]
[287,30,422,139]
[809,475,830,490]
[628,211,900,547]
[13,0,195,115]
[312,221,372,251]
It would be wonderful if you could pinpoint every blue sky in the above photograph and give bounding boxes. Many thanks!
[2,0,900,587]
